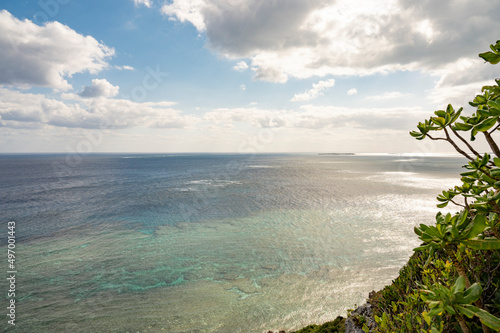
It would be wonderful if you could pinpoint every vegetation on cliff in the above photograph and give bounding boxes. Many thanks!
[369,40,500,333]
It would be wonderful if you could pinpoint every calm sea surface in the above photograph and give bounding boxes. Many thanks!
[0,153,465,332]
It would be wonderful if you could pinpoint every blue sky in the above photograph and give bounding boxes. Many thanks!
[0,0,499,153]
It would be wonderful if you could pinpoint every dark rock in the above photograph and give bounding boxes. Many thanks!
[345,303,376,333]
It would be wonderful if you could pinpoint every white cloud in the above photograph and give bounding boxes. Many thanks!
[116,65,135,71]
[413,19,436,44]
[347,88,358,96]
[366,91,411,101]
[133,0,152,8]
[0,10,114,90]
[161,0,206,31]
[0,87,436,153]
[291,79,335,102]
[233,61,249,71]
[426,55,500,106]
[0,88,195,129]
[203,105,427,130]
[240,84,246,91]
[160,0,500,88]
[78,79,120,98]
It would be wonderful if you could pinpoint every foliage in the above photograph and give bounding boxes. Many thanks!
[479,40,500,65]
[290,316,345,333]
[421,276,500,331]
[368,41,500,333]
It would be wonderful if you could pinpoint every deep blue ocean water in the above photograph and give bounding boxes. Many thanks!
[0,153,465,332]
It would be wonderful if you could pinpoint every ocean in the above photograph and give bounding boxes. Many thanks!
[0,153,465,332]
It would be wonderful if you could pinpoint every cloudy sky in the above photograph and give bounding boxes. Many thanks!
[1,0,499,153]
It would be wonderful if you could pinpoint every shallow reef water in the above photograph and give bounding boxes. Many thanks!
[0,154,464,332]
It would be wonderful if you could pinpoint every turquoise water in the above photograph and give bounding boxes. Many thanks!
[0,154,464,332]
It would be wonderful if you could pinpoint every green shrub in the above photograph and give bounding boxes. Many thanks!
[371,40,500,333]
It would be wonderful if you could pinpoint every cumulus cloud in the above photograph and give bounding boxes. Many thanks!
[0,88,196,129]
[161,0,206,31]
[233,61,249,71]
[291,79,335,102]
[160,0,500,85]
[0,10,114,90]
[426,54,500,106]
[347,88,358,96]
[133,0,152,8]
[78,79,120,98]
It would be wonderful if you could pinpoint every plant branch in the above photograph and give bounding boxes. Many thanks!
[450,200,466,208]
[489,123,500,133]
[483,131,500,157]
[488,199,500,215]
[457,315,470,333]
[450,126,482,158]
[443,128,475,161]
[426,134,447,141]
[445,247,471,289]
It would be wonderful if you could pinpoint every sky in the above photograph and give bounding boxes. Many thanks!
[0,0,499,154]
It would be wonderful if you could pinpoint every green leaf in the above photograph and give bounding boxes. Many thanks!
[450,107,463,123]
[452,276,466,294]
[490,107,500,116]
[456,304,479,319]
[432,117,446,127]
[479,51,500,64]
[462,176,477,184]
[457,304,500,330]
[488,100,500,110]
[479,153,490,168]
[428,306,443,317]
[443,305,456,315]
[435,110,446,118]
[413,244,431,252]
[475,94,488,104]
[463,214,487,239]
[490,40,500,53]
[471,127,478,141]
[481,173,496,185]
[460,170,478,177]
[422,311,431,326]
[475,309,500,331]
[451,225,460,239]
[423,225,443,239]
[462,283,482,304]
[463,238,500,250]
[478,108,490,118]
[474,116,498,132]
[410,131,424,138]
[453,122,473,131]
